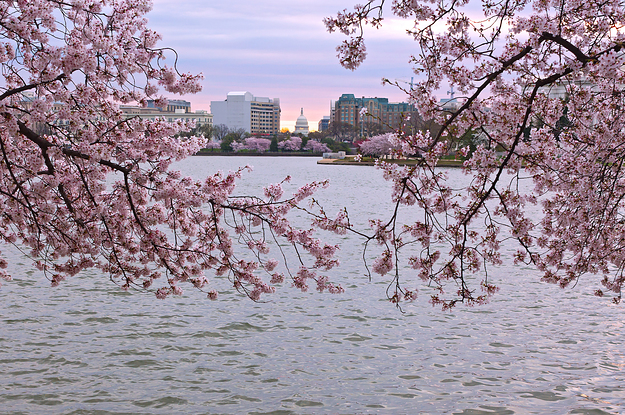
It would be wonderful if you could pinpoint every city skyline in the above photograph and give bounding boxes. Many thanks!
[148,0,422,131]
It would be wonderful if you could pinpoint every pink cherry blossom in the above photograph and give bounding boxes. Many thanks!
[358,133,401,157]
[232,137,271,152]
[303,140,331,153]
[278,136,302,151]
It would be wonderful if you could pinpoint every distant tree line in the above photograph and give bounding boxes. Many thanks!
[191,124,340,154]
[184,112,480,158]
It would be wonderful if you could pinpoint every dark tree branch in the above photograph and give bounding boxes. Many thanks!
[0,74,67,102]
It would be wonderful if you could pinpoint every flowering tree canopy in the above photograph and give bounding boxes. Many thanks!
[204,141,221,150]
[358,133,400,157]
[0,0,344,300]
[278,136,303,151]
[303,140,331,153]
[231,137,272,153]
[326,0,625,307]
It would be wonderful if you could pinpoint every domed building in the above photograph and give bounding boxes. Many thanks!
[294,108,309,136]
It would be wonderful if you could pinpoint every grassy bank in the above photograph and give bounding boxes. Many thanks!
[318,156,465,167]
[194,150,324,157]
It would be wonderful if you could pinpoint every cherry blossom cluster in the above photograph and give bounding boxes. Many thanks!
[204,141,221,150]
[278,136,302,151]
[231,137,271,152]
[303,140,331,153]
[358,133,401,157]
[328,0,625,307]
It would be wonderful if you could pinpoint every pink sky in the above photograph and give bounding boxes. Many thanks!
[148,0,424,131]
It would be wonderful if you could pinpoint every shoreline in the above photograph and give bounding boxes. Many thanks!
[317,158,465,167]
[193,152,465,167]
[194,151,323,157]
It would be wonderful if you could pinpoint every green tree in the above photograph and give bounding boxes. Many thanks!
[212,124,230,141]
[220,134,236,152]
[270,136,279,152]
[322,137,351,153]
[329,121,359,142]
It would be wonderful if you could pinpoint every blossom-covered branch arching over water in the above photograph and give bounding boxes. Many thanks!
[0,0,344,301]
[327,0,625,307]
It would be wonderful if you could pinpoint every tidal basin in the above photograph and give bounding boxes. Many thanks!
[1,156,623,414]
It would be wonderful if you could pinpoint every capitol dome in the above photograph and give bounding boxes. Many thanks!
[294,108,309,136]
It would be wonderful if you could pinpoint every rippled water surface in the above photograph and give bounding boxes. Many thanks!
[1,156,624,414]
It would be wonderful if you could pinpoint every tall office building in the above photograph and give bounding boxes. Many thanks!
[318,116,331,132]
[211,92,281,135]
[333,94,416,133]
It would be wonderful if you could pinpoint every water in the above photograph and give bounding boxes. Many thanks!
[1,157,624,414]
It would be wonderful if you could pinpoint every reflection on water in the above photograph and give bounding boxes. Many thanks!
[1,157,624,414]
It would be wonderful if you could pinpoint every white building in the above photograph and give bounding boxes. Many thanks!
[120,99,212,127]
[120,107,212,127]
[294,108,309,136]
[439,97,465,112]
[211,91,280,135]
